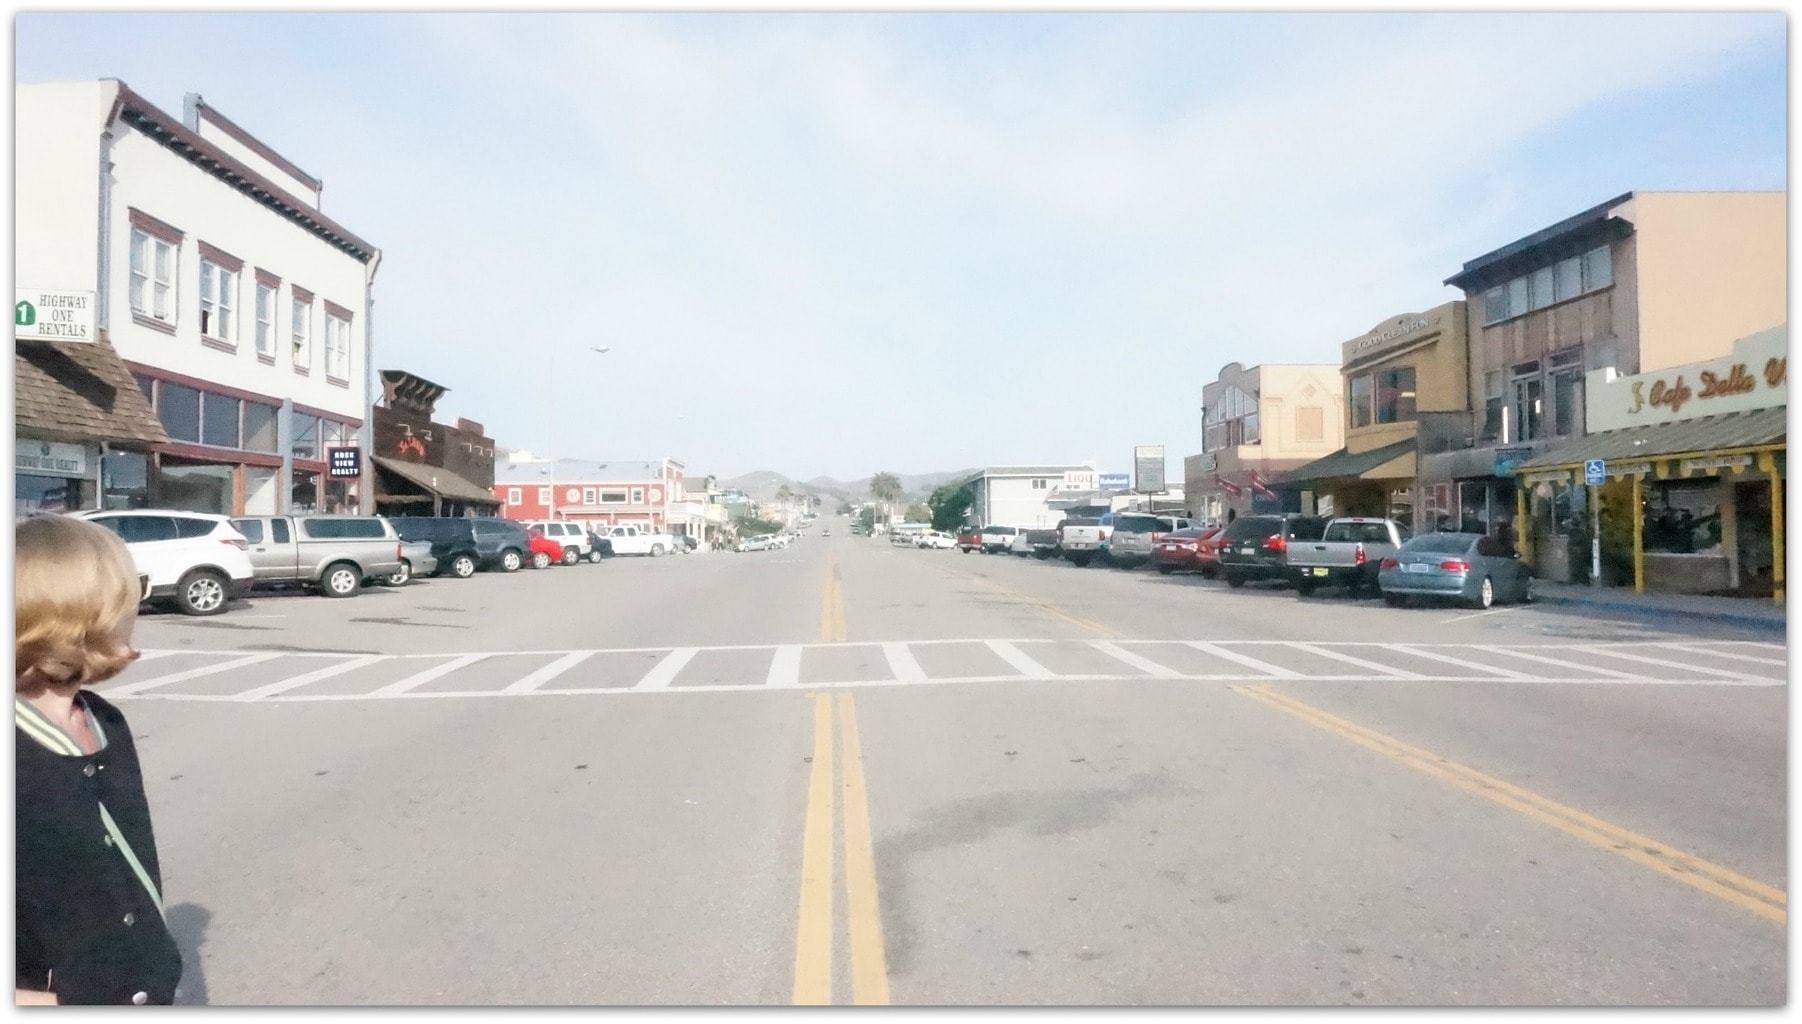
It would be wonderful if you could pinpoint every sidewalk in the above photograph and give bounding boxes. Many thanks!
[1532,580,1789,633]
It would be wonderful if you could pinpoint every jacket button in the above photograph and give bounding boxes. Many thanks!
[82,764,96,777]
[131,992,148,1005]
[123,912,136,926]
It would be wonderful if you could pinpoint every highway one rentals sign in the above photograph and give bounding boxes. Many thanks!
[15,290,97,342]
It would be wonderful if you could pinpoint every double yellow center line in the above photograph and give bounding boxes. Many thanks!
[819,559,847,642]
[793,693,890,1004]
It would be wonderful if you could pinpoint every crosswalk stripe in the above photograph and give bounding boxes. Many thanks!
[1183,642,1301,678]
[1379,644,1537,680]
[633,648,699,691]
[234,656,388,702]
[1574,645,1761,681]
[1655,643,1789,668]
[1090,641,1181,678]
[1289,643,1424,678]
[104,652,284,696]
[1471,645,1640,680]
[767,646,804,688]
[371,654,489,697]
[985,640,1055,679]
[503,652,597,694]
[881,643,927,683]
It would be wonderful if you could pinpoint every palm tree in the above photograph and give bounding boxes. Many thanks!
[869,471,903,525]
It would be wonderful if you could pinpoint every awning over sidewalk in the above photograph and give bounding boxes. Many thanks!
[372,456,501,506]
[1515,408,1787,471]
[15,338,168,447]
[1278,438,1416,487]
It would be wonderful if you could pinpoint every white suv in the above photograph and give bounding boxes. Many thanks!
[522,520,593,565]
[71,509,255,616]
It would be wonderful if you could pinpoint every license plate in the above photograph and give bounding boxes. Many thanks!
[1311,567,1328,576]
[1404,563,1429,574]
[1242,546,1257,555]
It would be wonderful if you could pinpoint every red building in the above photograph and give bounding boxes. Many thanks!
[494,455,688,532]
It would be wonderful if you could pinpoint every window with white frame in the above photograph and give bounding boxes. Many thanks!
[324,312,351,381]
[537,486,552,505]
[601,490,628,503]
[254,281,277,359]
[291,295,312,370]
[507,487,522,505]
[128,228,177,323]
[199,258,238,341]
[1480,245,1614,325]
[583,487,597,505]
[631,488,645,505]
[1032,478,1048,490]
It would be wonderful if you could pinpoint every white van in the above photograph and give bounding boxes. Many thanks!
[522,520,594,564]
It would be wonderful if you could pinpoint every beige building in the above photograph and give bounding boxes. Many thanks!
[1184,362,1342,523]
[1281,301,1470,529]
[1431,190,1786,575]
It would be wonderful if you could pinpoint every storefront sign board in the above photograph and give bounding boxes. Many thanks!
[1680,455,1753,475]
[15,289,96,342]
[326,447,362,479]
[1586,326,1787,433]
[16,439,89,477]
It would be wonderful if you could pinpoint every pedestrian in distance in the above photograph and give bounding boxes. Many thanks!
[15,515,183,1006]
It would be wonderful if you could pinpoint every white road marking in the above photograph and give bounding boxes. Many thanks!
[1289,643,1424,679]
[1574,645,1761,681]
[766,646,804,688]
[1183,642,1301,678]
[502,651,598,694]
[633,648,699,691]
[1090,641,1181,678]
[233,655,388,702]
[1440,608,1514,624]
[371,654,489,697]
[882,643,927,683]
[986,640,1056,678]
[1656,643,1789,668]
[1379,644,1537,680]
[1471,645,1640,679]
[104,652,284,696]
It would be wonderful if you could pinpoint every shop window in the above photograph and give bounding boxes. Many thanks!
[203,392,241,449]
[134,374,155,401]
[158,382,202,443]
[1550,367,1583,437]
[1506,278,1528,320]
[1554,256,1582,301]
[291,414,321,461]
[243,403,279,454]
[1583,247,1612,291]
[291,469,320,514]
[323,478,356,514]
[1482,371,1505,441]
[1349,374,1374,428]
[15,474,82,517]
[243,466,279,515]
[1482,287,1507,325]
[101,452,149,510]
[1511,362,1543,441]
[160,462,234,515]
[1375,367,1416,424]
[1643,479,1723,555]
[1243,410,1260,443]
[1529,266,1555,311]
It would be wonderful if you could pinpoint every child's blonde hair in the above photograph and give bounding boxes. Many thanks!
[16,515,143,689]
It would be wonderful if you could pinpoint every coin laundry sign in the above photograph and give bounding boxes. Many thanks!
[15,290,97,342]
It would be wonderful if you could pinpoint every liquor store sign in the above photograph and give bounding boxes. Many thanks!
[1587,326,1787,433]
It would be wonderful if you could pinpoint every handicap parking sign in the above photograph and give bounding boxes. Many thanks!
[1584,459,1606,485]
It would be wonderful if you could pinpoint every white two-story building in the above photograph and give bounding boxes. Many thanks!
[16,80,380,515]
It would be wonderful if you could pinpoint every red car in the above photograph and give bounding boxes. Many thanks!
[956,527,984,554]
[1152,526,1225,577]
[525,527,564,569]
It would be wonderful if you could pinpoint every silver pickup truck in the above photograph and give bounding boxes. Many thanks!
[1285,516,1412,596]
[230,515,405,598]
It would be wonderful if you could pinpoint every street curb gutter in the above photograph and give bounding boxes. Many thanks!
[1535,594,1789,634]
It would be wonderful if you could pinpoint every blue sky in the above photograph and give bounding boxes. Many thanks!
[14,12,1786,482]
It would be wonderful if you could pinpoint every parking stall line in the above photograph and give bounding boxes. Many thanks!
[502,651,598,694]
[880,643,926,684]
[234,655,388,702]
[1471,645,1640,680]
[105,652,286,697]
[370,654,489,697]
[984,640,1056,679]
[631,648,699,691]
[1653,643,1789,668]
[1575,645,1763,681]
[767,646,805,688]
[1184,642,1301,678]
[1089,641,1181,678]
[1380,644,1537,680]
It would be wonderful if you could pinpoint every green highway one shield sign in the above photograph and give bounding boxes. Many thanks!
[15,289,97,342]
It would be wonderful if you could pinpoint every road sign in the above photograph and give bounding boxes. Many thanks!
[1584,459,1605,486]
[15,289,97,342]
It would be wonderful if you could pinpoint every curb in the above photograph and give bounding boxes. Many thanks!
[1535,593,1788,633]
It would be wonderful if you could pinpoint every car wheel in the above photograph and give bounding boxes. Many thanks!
[562,547,581,566]
[501,549,523,573]
[1296,579,1316,597]
[1474,576,1495,609]
[1224,573,1246,589]
[651,544,665,557]
[1069,554,1091,568]
[588,549,604,564]
[322,561,362,598]
[1383,593,1408,608]
[451,554,477,579]
[383,560,412,587]
[175,569,230,616]
[532,551,552,570]
[1157,565,1174,575]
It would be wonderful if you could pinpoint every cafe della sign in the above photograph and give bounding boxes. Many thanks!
[1586,326,1788,434]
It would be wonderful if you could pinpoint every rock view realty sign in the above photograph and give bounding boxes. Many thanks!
[15,290,97,343]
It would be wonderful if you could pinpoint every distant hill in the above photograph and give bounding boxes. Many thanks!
[718,468,980,504]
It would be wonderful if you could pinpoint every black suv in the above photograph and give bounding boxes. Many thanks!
[387,516,530,577]
[1214,514,1328,589]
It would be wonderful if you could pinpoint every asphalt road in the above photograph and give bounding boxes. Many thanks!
[101,521,1787,1006]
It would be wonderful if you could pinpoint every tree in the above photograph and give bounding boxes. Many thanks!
[905,502,933,524]
[927,480,976,532]
[775,484,794,505]
[869,472,903,518]
[858,507,878,532]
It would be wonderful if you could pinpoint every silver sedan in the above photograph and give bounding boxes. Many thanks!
[1376,532,1533,609]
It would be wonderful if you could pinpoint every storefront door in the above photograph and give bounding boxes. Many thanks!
[1735,481,1775,597]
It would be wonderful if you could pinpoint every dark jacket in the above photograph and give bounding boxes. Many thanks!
[16,692,182,1005]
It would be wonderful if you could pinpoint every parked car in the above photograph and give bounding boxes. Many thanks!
[1214,514,1329,589]
[229,514,405,598]
[1058,510,1116,567]
[601,523,675,556]
[956,526,984,553]
[978,525,1020,554]
[1287,517,1413,596]
[386,538,439,586]
[522,520,593,565]
[524,527,564,569]
[1008,528,1060,559]
[821,529,831,537]
[71,509,255,616]
[1378,532,1533,609]
[584,529,614,561]
[1108,513,1200,569]
[916,531,956,549]
[736,534,773,552]
[1151,526,1224,576]
[387,516,529,576]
